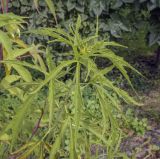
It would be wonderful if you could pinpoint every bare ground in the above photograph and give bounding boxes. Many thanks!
[121,83,160,159]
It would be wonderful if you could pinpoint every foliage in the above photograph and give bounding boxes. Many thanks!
[0,1,156,83]
[0,13,142,158]
[125,108,150,135]
[0,94,20,129]
[0,12,47,99]
[118,8,154,57]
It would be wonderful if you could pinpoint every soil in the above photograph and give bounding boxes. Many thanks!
[120,82,160,159]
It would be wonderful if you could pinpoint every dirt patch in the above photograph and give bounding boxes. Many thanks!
[120,83,160,158]
[140,83,160,117]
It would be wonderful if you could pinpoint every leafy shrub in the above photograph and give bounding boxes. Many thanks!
[0,13,142,159]
[125,109,150,135]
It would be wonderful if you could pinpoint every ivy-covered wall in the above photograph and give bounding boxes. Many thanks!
[7,0,160,56]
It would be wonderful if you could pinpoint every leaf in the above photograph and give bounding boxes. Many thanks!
[9,47,34,59]
[96,15,99,36]
[11,142,35,155]
[0,75,21,84]
[117,88,142,106]
[91,51,142,90]
[13,38,28,48]
[0,13,26,27]
[82,123,108,145]
[69,120,75,159]
[66,0,75,11]
[1,95,35,146]
[33,0,39,11]
[92,65,114,80]
[75,15,81,34]
[149,32,159,46]
[2,60,47,75]
[111,0,123,9]
[104,41,127,48]
[48,80,55,129]
[46,47,55,71]
[12,64,32,82]
[49,118,69,159]
[34,53,47,73]
[74,15,82,46]
[30,60,76,94]
[90,1,104,16]
[29,28,73,47]
[0,134,10,141]
[45,0,57,24]
[73,62,82,145]
[0,30,12,53]
[0,75,24,99]
[18,141,41,159]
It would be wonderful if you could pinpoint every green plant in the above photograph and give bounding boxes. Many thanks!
[34,0,57,24]
[0,13,48,159]
[0,14,142,159]
[125,108,150,135]
[0,12,47,99]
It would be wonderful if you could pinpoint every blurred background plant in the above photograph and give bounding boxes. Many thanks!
[5,0,160,58]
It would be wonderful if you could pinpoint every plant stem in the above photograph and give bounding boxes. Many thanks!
[1,0,9,13]
[0,44,3,68]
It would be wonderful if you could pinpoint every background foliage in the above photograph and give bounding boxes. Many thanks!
[7,0,160,54]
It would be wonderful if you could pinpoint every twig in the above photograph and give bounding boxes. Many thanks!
[30,109,44,140]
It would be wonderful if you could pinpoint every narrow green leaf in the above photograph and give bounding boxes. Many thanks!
[0,75,24,100]
[46,47,55,71]
[73,62,82,148]
[0,95,35,146]
[8,47,34,59]
[30,60,76,94]
[18,141,41,159]
[48,80,55,129]
[45,0,57,24]
[69,120,75,159]
[0,30,12,53]
[12,64,32,82]
[0,75,21,84]
[11,142,35,155]
[49,118,69,159]
[104,41,127,48]
[1,60,47,75]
